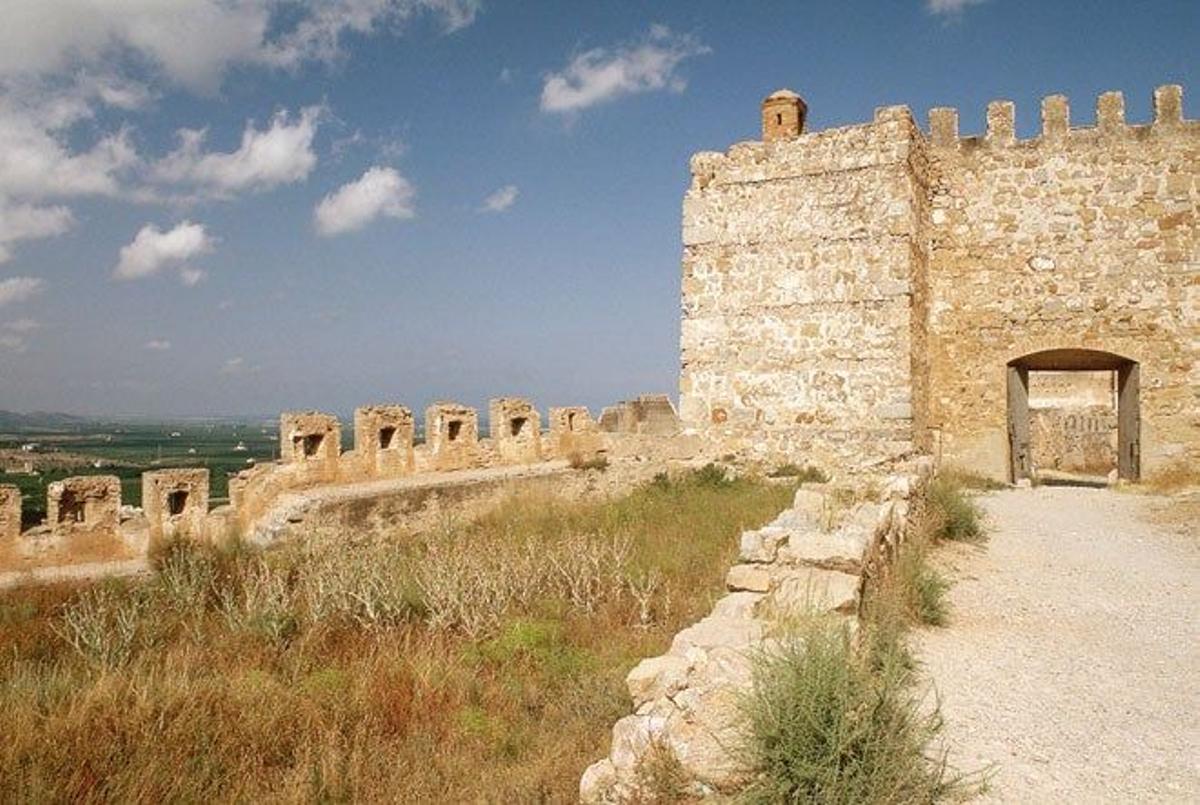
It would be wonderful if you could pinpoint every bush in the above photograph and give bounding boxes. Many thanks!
[740,617,956,804]
[568,452,609,471]
[768,463,829,483]
[928,477,986,543]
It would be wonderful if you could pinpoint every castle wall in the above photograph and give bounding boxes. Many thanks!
[679,108,928,472]
[143,468,210,544]
[925,87,1199,479]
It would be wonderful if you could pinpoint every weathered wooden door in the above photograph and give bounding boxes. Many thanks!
[1007,365,1031,482]
[1117,363,1140,480]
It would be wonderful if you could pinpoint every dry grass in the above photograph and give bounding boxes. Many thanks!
[0,468,794,803]
[1139,461,1200,495]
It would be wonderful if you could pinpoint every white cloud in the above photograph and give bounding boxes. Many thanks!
[144,339,172,351]
[152,107,321,198]
[314,166,415,236]
[0,333,27,352]
[480,184,519,213]
[3,317,39,332]
[0,1,480,93]
[179,267,207,287]
[0,200,74,263]
[0,276,45,307]
[541,25,710,114]
[220,356,258,376]
[926,0,987,15]
[114,221,215,281]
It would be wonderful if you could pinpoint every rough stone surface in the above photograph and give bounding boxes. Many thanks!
[280,411,341,484]
[353,405,414,478]
[680,85,1199,480]
[584,468,930,801]
[0,484,19,543]
[488,397,542,465]
[143,468,209,544]
[423,402,484,472]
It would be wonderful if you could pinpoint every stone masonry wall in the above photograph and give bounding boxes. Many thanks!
[681,83,1197,481]
[926,87,1198,479]
[679,107,927,473]
[581,459,935,801]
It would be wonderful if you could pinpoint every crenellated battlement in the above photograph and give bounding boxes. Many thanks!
[928,85,1191,150]
[1,394,687,585]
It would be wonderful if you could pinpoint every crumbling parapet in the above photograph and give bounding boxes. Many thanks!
[143,468,210,544]
[489,397,542,465]
[48,475,121,536]
[599,394,681,436]
[355,405,415,478]
[548,406,603,461]
[423,402,484,472]
[0,484,20,543]
[280,411,341,484]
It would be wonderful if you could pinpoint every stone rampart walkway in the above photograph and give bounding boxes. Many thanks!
[917,487,1199,802]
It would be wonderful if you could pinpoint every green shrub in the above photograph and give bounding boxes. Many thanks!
[768,463,829,483]
[691,462,734,488]
[740,617,956,804]
[928,477,986,543]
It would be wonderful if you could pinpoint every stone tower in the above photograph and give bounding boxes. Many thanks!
[761,89,807,141]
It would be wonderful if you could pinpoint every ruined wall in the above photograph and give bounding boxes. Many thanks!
[280,411,341,484]
[353,405,414,478]
[926,87,1199,479]
[488,397,542,465]
[143,468,211,544]
[679,104,927,473]
[0,485,20,543]
[581,460,936,801]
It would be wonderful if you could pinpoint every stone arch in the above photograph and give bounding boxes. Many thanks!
[1006,348,1139,483]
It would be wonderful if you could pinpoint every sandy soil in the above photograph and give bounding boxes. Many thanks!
[916,486,1200,803]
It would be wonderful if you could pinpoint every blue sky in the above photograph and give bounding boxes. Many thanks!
[0,0,1195,418]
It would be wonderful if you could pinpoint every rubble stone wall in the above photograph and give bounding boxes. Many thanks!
[680,84,1198,481]
[580,459,936,801]
[926,87,1199,479]
[679,108,926,473]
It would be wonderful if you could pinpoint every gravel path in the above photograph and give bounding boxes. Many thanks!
[916,487,1200,803]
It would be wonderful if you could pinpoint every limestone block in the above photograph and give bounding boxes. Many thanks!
[579,759,618,805]
[663,680,754,788]
[626,654,691,707]
[738,525,788,563]
[726,563,770,592]
[669,615,766,657]
[765,567,860,616]
[776,521,872,571]
[609,713,669,774]
[710,591,763,620]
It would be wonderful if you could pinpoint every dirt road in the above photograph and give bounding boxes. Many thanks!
[917,487,1199,803]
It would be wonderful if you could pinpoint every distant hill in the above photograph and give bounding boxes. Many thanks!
[0,411,92,431]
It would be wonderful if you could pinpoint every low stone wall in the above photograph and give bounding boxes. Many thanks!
[580,458,935,802]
